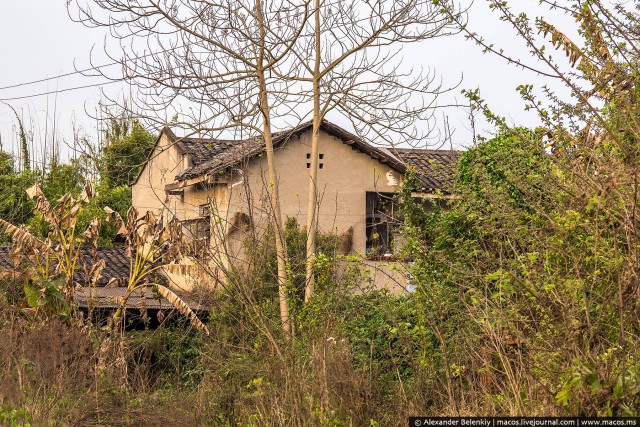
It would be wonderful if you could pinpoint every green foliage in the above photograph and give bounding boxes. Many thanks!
[400,120,640,414]
[41,159,86,202]
[3,103,30,172]
[283,217,340,302]
[244,217,342,310]
[0,404,31,427]
[100,120,155,188]
[0,151,37,235]
[23,277,69,318]
[127,328,205,388]
[457,129,550,210]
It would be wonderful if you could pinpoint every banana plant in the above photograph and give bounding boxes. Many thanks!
[0,180,99,316]
[0,181,208,335]
[104,206,209,335]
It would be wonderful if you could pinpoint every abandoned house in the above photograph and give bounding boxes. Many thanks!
[132,119,459,292]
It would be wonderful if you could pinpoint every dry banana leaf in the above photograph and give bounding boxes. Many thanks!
[88,259,106,287]
[84,217,102,244]
[25,183,45,200]
[0,218,50,256]
[26,184,57,225]
[538,20,586,68]
[80,179,95,203]
[104,206,127,236]
[106,277,123,288]
[155,285,209,335]
[126,206,139,232]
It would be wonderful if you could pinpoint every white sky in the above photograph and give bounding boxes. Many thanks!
[0,1,577,165]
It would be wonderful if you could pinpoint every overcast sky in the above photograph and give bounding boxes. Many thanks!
[0,1,577,164]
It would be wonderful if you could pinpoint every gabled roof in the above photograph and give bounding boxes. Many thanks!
[175,119,412,181]
[131,126,177,186]
[147,120,460,192]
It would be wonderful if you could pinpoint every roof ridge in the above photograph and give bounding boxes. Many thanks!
[394,147,462,154]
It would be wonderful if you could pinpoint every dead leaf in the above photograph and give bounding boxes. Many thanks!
[25,184,44,200]
[155,285,209,335]
[80,179,95,203]
[88,259,106,287]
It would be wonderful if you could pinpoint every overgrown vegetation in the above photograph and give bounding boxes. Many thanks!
[0,208,426,425]
[0,112,153,245]
[2,0,640,424]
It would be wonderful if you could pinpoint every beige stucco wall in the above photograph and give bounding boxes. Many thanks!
[225,130,403,252]
[221,129,410,292]
[132,128,414,293]
[132,133,183,218]
[132,133,229,223]
[132,132,231,291]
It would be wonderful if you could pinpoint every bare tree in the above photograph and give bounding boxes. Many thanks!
[68,0,463,323]
[68,0,315,338]
[279,0,463,300]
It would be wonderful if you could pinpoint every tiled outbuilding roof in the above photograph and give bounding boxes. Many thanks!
[74,247,133,287]
[171,120,461,192]
[75,286,208,312]
[394,149,460,191]
[0,246,166,287]
[0,246,197,312]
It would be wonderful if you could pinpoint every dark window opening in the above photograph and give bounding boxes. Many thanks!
[365,192,402,257]
[306,153,325,169]
[182,218,210,241]
[181,217,210,256]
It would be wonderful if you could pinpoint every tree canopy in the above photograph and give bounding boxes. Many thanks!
[100,120,155,188]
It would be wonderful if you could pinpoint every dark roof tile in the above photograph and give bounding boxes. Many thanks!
[0,246,166,287]
[395,149,460,191]
[74,247,133,287]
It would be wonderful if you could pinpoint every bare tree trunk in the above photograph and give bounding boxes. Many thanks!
[305,0,322,302]
[256,0,292,337]
[263,112,292,337]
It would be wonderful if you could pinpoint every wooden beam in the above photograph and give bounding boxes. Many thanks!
[165,174,228,191]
